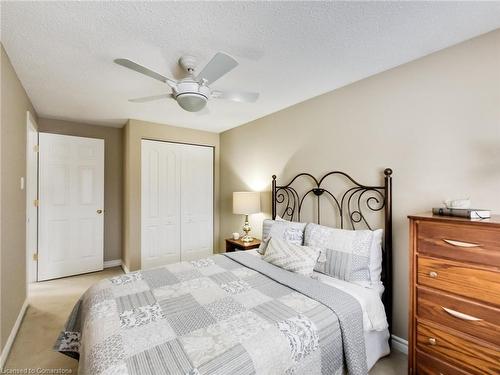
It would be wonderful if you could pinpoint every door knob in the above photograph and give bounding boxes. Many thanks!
[97,209,103,214]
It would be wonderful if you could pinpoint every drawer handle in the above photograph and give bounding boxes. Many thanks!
[429,271,438,278]
[443,239,480,248]
[428,337,437,345]
[442,307,482,322]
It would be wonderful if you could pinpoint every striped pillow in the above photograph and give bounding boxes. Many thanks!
[263,238,319,277]
[305,223,373,282]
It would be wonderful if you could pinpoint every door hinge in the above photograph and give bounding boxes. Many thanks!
[33,144,39,152]
[32,253,38,261]
[33,199,39,207]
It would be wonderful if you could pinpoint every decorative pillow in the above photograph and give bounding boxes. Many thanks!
[263,238,319,276]
[257,219,307,255]
[304,223,374,283]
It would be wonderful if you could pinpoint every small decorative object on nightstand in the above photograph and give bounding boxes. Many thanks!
[225,238,261,253]
[233,191,261,242]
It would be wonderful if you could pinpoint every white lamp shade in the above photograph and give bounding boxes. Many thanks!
[233,192,261,215]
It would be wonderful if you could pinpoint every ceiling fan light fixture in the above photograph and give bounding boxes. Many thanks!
[115,52,259,112]
[176,92,208,112]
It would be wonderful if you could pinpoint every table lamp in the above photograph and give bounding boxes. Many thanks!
[233,192,261,242]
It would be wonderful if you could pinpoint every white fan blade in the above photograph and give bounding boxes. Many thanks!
[129,94,172,103]
[114,58,177,87]
[212,90,259,103]
[196,52,238,84]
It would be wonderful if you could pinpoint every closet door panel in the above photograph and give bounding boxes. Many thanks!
[180,145,213,261]
[141,141,181,268]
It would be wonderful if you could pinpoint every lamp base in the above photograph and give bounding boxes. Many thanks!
[241,234,254,243]
[242,214,253,243]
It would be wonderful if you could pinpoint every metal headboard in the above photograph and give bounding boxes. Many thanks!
[271,168,393,335]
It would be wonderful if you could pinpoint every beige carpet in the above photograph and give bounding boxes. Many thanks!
[5,267,123,372]
[5,267,407,373]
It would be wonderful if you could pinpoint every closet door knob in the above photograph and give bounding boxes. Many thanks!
[97,209,103,214]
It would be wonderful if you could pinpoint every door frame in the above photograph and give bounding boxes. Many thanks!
[26,111,38,283]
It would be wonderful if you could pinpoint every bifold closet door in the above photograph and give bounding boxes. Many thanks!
[141,140,182,269]
[141,140,213,269]
[179,143,213,261]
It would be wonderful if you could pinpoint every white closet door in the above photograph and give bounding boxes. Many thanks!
[141,140,213,268]
[141,140,181,269]
[180,144,213,261]
[38,133,104,281]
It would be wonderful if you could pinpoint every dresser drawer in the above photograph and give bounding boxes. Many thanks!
[417,322,500,374]
[416,350,470,375]
[417,256,500,306]
[417,221,500,267]
[417,287,500,346]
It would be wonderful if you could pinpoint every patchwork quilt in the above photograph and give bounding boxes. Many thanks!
[55,252,367,375]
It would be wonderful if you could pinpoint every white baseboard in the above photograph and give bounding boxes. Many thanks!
[104,259,122,268]
[0,299,29,369]
[121,262,130,274]
[391,334,408,354]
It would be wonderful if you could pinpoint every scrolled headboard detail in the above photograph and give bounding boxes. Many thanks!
[271,168,393,335]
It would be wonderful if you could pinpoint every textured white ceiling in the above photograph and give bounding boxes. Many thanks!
[1,2,499,132]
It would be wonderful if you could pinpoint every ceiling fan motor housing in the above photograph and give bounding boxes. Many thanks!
[174,80,210,112]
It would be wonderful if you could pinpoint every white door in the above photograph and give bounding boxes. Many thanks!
[141,140,181,269]
[141,140,213,268]
[180,144,213,261]
[26,112,38,283]
[38,133,104,281]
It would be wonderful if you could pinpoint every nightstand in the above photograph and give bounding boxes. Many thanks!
[225,238,261,252]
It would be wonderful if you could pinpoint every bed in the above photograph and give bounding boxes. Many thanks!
[55,169,393,375]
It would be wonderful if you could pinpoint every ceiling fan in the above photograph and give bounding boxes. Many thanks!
[114,52,259,112]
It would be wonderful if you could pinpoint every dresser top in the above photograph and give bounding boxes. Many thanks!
[408,212,500,227]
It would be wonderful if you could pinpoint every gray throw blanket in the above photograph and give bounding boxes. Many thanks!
[225,252,367,375]
[55,252,367,374]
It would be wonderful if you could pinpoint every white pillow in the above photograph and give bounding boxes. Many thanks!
[263,238,319,277]
[369,229,384,284]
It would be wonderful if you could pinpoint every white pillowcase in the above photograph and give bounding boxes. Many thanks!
[369,229,384,285]
[263,238,319,277]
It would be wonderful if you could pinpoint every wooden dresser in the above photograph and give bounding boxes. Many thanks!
[408,213,500,375]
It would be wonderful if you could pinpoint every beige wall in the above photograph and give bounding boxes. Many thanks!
[123,119,220,271]
[37,118,124,262]
[0,45,37,350]
[220,30,500,341]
